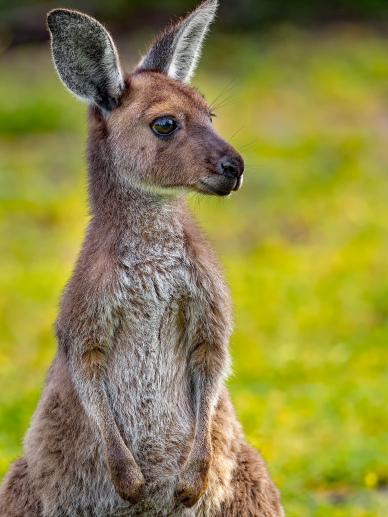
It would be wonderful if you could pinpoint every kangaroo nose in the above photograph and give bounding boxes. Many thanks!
[218,156,244,179]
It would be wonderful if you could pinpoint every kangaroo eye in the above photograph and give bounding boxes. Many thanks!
[151,117,178,136]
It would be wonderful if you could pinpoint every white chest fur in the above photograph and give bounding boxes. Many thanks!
[106,230,198,470]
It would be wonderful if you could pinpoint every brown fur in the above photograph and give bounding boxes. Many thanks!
[220,442,283,517]
[0,460,41,516]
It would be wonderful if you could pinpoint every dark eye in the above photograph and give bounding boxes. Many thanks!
[151,116,178,136]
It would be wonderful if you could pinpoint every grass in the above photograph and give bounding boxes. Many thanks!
[1,25,388,516]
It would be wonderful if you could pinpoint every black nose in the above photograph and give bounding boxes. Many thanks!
[218,156,244,178]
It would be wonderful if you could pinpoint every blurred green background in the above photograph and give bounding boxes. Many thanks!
[1,1,388,516]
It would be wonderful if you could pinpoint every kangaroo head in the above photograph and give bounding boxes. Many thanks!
[47,0,244,198]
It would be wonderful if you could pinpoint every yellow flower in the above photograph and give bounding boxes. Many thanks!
[365,472,378,489]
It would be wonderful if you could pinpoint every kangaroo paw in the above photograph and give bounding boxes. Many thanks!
[175,455,210,508]
[110,458,145,503]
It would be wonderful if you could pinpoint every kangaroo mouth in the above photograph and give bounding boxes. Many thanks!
[197,175,242,196]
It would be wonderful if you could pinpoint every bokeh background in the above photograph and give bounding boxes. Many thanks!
[1,1,388,515]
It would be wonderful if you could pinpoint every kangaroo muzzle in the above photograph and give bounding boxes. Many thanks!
[217,155,244,191]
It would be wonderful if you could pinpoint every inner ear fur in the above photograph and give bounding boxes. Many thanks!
[47,9,125,112]
[136,0,218,83]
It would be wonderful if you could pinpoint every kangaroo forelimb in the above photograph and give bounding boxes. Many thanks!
[60,330,145,502]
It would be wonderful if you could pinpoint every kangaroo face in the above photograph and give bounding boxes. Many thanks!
[48,1,243,198]
[108,72,244,196]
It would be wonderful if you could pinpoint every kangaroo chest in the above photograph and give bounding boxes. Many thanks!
[105,236,201,473]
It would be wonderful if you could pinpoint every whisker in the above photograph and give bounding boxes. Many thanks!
[228,125,245,141]
[210,94,236,112]
[245,164,267,172]
[209,80,238,113]
[238,139,258,152]
[209,79,237,109]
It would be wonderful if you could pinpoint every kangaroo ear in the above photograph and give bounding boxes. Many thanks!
[136,0,218,83]
[47,9,125,113]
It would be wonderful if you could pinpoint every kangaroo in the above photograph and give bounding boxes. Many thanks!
[0,1,284,516]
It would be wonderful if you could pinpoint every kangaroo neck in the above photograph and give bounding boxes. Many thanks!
[89,176,186,240]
